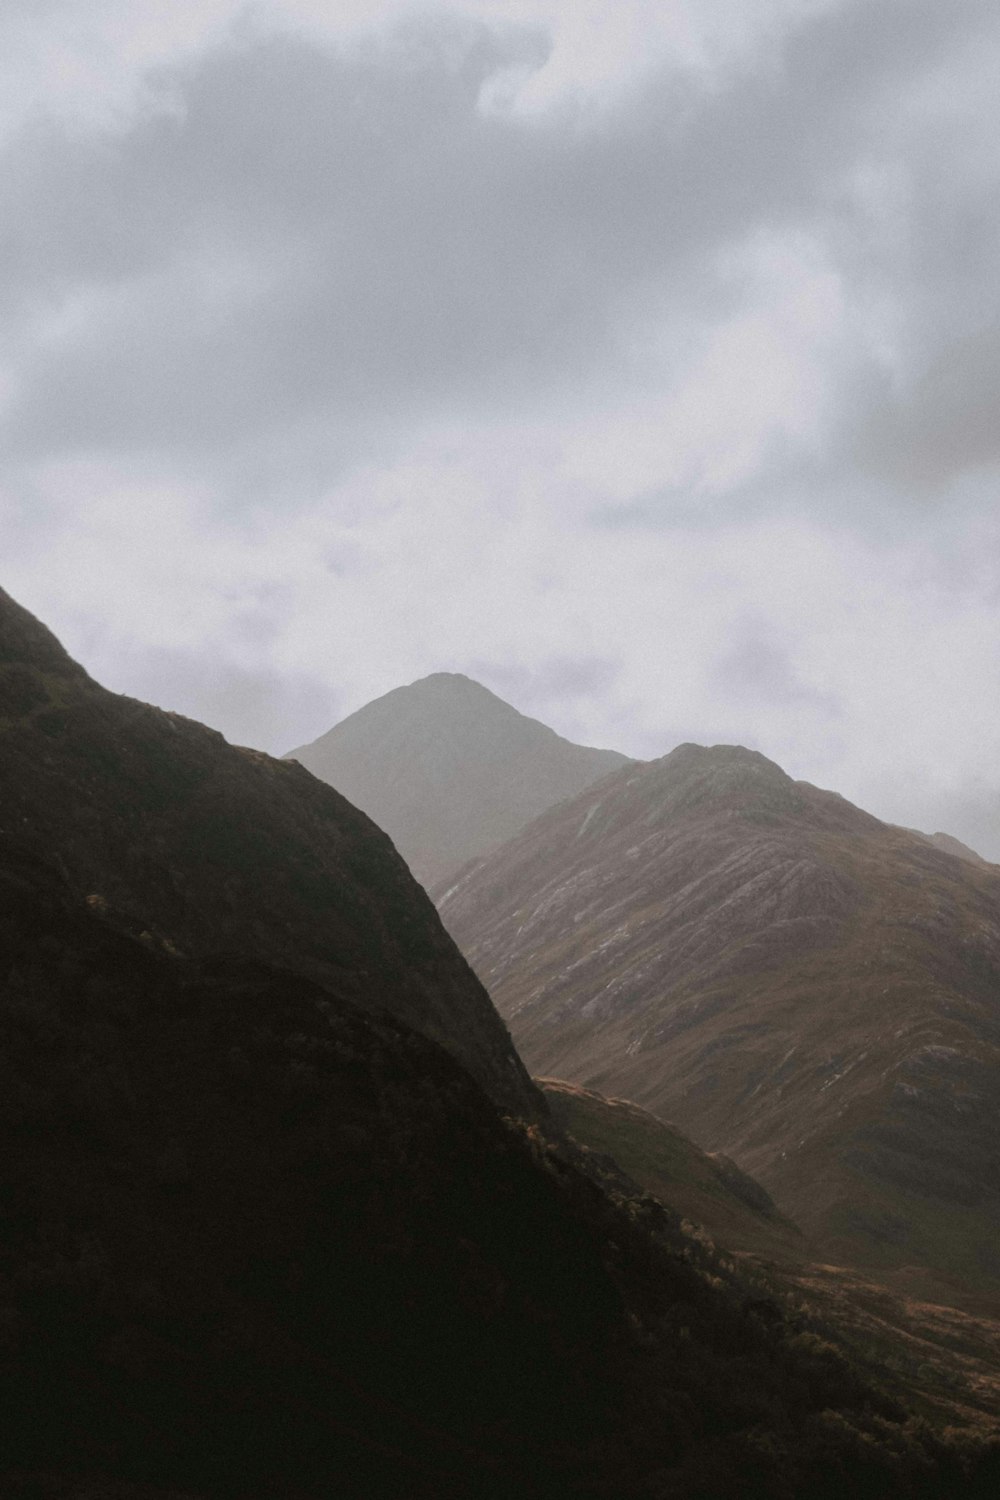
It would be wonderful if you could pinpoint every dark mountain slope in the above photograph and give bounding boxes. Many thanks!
[0,587,534,1115]
[438,743,1000,1289]
[0,858,617,1497]
[286,672,631,888]
[5,853,1000,1499]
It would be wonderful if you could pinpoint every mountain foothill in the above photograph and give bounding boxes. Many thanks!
[3,583,1000,1498]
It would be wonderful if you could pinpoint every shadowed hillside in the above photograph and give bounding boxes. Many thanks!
[0,587,535,1116]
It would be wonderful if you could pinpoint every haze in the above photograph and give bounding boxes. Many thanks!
[2,0,998,856]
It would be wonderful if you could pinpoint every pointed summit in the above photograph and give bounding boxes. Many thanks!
[286,673,632,887]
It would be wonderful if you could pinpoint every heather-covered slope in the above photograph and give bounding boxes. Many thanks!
[439,743,1000,1289]
[286,672,631,888]
[0,587,535,1115]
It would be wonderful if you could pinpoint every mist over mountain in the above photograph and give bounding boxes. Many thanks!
[439,742,1000,1293]
[285,672,631,888]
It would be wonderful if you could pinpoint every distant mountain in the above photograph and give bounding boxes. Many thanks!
[8,592,991,1496]
[913,829,990,866]
[439,743,1000,1292]
[285,673,632,888]
[0,587,535,1116]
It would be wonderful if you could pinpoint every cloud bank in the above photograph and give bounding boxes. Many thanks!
[2,0,998,856]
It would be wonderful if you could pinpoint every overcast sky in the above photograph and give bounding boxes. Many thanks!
[3,0,999,857]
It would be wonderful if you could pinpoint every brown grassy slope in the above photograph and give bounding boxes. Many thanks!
[437,743,1000,1288]
[286,672,631,888]
[0,586,536,1116]
[538,1077,1000,1431]
[540,1077,805,1262]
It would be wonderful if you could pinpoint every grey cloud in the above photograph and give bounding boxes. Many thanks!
[4,1,995,483]
[100,642,342,753]
[711,618,842,715]
[891,783,1000,866]
[468,653,621,707]
[858,324,1000,490]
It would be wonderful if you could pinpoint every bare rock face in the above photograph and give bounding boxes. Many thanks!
[439,742,1000,1290]
[0,586,536,1117]
[286,672,631,889]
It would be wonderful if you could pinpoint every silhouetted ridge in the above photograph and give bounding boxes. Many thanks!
[0,588,536,1116]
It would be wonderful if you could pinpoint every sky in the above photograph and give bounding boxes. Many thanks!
[2,0,999,858]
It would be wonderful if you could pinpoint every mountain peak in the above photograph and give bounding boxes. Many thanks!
[287,676,633,887]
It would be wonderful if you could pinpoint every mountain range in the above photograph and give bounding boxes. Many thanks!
[4,589,1000,1496]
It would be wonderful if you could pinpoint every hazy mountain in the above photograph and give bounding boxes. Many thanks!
[438,743,1000,1292]
[0,586,534,1116]
[285,672,632,888]
[914,829,990,866]
[8,591,994,1496]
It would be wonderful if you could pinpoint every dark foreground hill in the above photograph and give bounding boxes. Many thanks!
[4,846,1000,1500]
[438,743,1000,1293]
[3,592,1000,1497]
[285,672,631,888]
[0,588,534,1116]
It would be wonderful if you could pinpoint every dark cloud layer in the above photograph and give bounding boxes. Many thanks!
[1,0,995,499]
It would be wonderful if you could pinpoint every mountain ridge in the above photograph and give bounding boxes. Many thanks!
[438,741,1000,1292]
